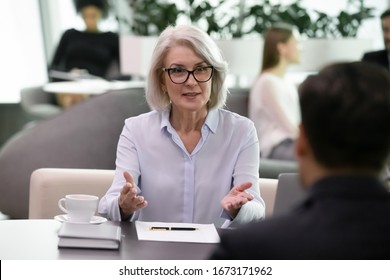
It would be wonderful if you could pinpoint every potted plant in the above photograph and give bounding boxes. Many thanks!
[114,0,376,78]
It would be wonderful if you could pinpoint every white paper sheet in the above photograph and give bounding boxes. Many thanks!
[135,221,220,243]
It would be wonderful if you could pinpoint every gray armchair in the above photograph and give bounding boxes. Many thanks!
[20,86,62,120]
[0,87,149,219]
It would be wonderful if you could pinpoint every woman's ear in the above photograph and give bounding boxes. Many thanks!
[276,42,286,56]
[160,82,167,93]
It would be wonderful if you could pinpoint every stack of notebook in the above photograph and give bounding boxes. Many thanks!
[58,223,121,250]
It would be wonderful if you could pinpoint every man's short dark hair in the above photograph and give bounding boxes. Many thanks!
[299,62,390,171]
[381,9,390,20]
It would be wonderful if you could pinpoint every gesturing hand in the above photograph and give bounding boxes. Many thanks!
[118,171,148,220]
[221,182,254,219]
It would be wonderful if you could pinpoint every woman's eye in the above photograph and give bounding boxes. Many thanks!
[171,68,185,73]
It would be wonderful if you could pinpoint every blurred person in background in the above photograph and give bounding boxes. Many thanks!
[49,0,120,107]
[362,9,390,184]
[249,23,301,161]
[362,9,390,70]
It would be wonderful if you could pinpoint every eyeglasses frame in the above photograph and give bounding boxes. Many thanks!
[162,65,214,84]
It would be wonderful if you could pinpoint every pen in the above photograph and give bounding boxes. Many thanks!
[150,226,198,231]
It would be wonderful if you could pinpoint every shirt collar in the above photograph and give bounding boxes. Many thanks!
[160,109,170,130]
[160,108,219,134]
[204,109,218,134]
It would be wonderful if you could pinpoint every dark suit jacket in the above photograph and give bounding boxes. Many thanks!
[362,50,389,70]
[210,175,390,259]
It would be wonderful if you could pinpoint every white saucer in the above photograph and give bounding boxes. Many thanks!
[54,214,107,224]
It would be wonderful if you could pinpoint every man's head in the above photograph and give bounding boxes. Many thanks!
[381,10,390,52]
[296,62,390,186]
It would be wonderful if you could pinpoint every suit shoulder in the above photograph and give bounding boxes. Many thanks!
[362,50,387,59]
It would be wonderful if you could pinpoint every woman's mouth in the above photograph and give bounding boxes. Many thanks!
[182,92,200,97]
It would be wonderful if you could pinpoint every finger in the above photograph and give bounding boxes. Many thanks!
[223,202,240,218]
[122,171,137,195]
[120,185,137,203]
[234,182,252,192]
[123,171,134,185]
[230,197,245,207]
[135,197,148,209]
[224,199,241,210]
[222,196,242,208]
[135,195,145,204]
[228,200,245,211]
[137,201,148,209]
[120,184,131,196]
[223,201,234,211]
[228,195,251,208]
[120,192,143,212]
[239,191,254,201]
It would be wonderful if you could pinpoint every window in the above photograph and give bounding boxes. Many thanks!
[0,0,47,103]
[0,0,118,103]
[0,0,387,103]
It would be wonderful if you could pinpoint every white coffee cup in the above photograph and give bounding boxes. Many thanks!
[58,194,99,223]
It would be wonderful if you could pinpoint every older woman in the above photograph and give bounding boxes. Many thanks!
[99,25,265,228]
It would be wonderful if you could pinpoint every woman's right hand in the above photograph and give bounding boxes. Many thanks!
[118,171,148,220]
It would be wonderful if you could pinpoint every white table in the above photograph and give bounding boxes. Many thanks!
[43,80,145,95]
[0,219,219,260]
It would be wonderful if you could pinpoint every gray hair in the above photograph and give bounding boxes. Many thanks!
[146,25,229,111]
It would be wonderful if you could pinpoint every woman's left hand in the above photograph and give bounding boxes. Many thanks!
[221,182,254,219]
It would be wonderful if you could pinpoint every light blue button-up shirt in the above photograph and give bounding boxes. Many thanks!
[98,108,265,227]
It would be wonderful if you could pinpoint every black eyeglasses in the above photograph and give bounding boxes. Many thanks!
[162,66,214,84]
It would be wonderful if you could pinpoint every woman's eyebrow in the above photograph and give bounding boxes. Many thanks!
[166,63,185,68]
[168,60,207,67]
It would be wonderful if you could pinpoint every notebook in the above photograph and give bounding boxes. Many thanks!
[273,173,307,216]
[58,223,121,250]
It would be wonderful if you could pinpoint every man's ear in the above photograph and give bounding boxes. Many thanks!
[295,124,308,159]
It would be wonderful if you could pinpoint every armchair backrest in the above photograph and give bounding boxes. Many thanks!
[20,86,62,119]
[29,168,115,219]
[259,178,278,217]
[28,168,279,220]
